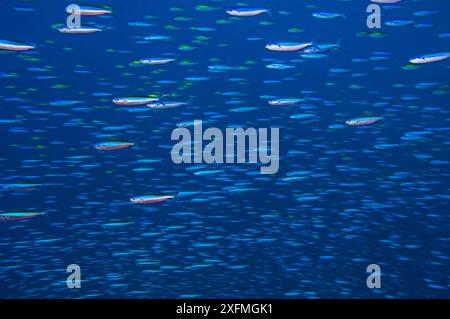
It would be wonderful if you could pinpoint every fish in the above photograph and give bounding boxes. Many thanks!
[345,117,383,126]
[265,63,295,70]
[0,210,46,221]
[385,20,415,27]
[0,0,449,299]
[102,221,135,228]
[94,139,135,150]
[147,100,189,109]
[302,42,342,53]
[208,65,241,72]
[1,183,42,190]
[143,35,172,41]
[409,53,450,64]
[139,58,176,65]
[265,42,313,52]
[49,100,82,106]
[268,98,304,105]
[300,53,328,59]
[129,194,176,204]
[112,97,161,105]
[312,11,345,19]
[0,38,35,51]
[226,7,271,17]
[58,26,103,34]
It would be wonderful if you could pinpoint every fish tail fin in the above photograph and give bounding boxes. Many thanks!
[131,136,144,143]
[311,35,320,46]
[159,92,172,99]
[132,141,144,150]
[104,26,116,32]
[172,187,182,200]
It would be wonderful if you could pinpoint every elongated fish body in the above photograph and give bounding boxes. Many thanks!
[176,120,199,127]
[312,11,345,19]
[346,117,383,126]
[143,35,171,41]
[1,183,42,190]
[371,0,402,3]
[94,141,134,150]
[140,58,176,65]
[147,101,187,109]
[226,7,270,17]
[302,43,342,54]
[58,26,103,34]
[300,53,328,59]
[409,53,450,64]
[66,5,112,16]
[385,20,414,27]
[268,98,303,106]
[130,194,175,204]
[266,42,313,52]
[265,63,294,70]
[0,211,45,221]
[0,39,35,51]
[208,65,237,72]
[103,222,135,228]
[113,97,159,105]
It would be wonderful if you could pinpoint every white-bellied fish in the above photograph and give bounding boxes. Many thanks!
[268,98,304,105]
[226,7,270,17]
[140,58,176,65]
[130,194,176,204]
[58,26,103,34]
[265,42,313,52]
[0,38,35,51]
[0,210,46,221]
[409,53,450,64]
[113,97,161,105]
[94,139,136,150]
[345,117,383,126]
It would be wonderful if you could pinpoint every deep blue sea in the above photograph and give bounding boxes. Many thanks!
[0,0,449,298]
